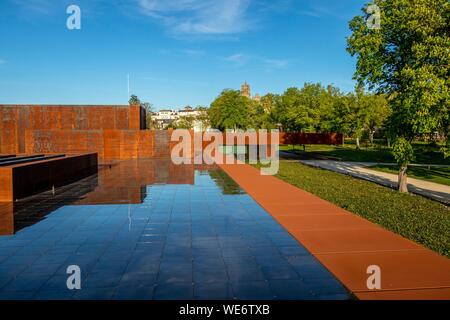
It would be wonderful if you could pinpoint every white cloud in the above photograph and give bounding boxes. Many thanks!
[11,0,55,14]
[225,53,249,64]
[225,53,288,69]
[137,0,252,35]
[182,49,206,57]
[263,58,288,68]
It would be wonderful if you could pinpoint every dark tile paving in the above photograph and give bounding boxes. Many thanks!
[0,160,351,300]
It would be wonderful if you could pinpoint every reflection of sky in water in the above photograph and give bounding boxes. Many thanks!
[0,160,350,300]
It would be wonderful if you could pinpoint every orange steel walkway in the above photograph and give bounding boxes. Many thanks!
[219,163,450,300]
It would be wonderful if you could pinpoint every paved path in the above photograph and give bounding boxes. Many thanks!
[299,160,450,205]
[219,163,450,300]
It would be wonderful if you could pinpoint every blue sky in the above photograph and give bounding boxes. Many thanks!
[0,0,366,110]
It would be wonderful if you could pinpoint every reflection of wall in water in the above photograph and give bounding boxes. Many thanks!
[0,159,196,235]
[76,159,195,205]
[0,174,99,235]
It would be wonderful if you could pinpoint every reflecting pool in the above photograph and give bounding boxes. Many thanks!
[0,160,350,300]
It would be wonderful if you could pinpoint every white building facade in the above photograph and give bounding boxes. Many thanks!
[152,106,208,131]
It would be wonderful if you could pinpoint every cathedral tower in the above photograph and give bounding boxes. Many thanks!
[241,81,251,98]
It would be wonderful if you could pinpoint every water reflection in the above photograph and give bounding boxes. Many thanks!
[0,159,198,235]
[0,159,350,300]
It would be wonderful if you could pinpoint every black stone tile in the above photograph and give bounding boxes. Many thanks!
[261,265,300,280]
[227,266,265,283]
[193,267,228,283]
[157,263,193,284]
[194,282,233,300]
[113,284,154,300]
[153,283,193,300]
[231,281,274,300]
[72,287,115,300]
[269,279,315,300]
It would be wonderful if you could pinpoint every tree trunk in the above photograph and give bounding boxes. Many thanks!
[387,138,391,148]
[369,131,374,145]
[356,137,360,150]
[342,134,345,147]
[398,166,408,193]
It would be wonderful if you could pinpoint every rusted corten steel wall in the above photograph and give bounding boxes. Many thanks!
[169,131,343,160]
[0,153,98,202]
[25,129,156,163]
[0,105,145,154]
[280,132,343,145]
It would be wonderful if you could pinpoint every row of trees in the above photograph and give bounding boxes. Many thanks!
[208,84,390,149]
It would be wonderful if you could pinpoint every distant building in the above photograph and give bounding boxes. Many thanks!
[240,82,261,102]
[177,106,196,118]
[151,106,208,131]
[241,81,251,98]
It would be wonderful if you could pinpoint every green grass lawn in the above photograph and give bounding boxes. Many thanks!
[280,142,450,165]
[369,165,450,186]
[255,161,450,258]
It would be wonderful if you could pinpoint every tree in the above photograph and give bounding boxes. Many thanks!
[194,106,211,132]
[347,0,450,192]
[129,95,140,105]
[328,93,356,146]
[275,85,322,133]
[364,93,390,145]
[392,137,415,192]
[141,102,157,130]
[316,85,340,134]
[247,99,277,130]
[174,116,195,130]
[349,87,389,150]
[209,90,250,131]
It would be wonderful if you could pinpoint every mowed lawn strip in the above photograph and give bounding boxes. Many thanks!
[255,161,450,258]
[369,165,450,187]
[280,143,450,165]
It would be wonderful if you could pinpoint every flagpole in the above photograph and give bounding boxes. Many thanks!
[127,74,130,99]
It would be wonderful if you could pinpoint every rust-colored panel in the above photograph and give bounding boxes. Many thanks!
[114,107,129,130]
[0,153,98,202]
[128,105,141,130]
[0,168,13,201]
[120,130,139,160]
[0,107,18,154]
[137,131,154,158]
[0,202,13,235]
[1,105,140,133]
[104,130,121,160]
[280,132,343,145]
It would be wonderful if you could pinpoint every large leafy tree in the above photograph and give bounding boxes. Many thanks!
[141,102,158,130]
[350,87,390,149]
[194,106,210,132]
[275,84,323,133]
[328,93,355,146]
[364,93,390,145]
[347,0,450,192]
[209,90,250,131]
